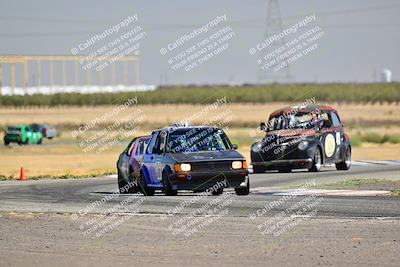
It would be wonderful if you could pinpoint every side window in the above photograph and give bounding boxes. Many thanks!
[136,139,148,156]
[321,113,333,128]
[330,112,341,127]
[146,132,158,154]
[136,140,143,155]
[126,139,136,156]
[153,131,167,154]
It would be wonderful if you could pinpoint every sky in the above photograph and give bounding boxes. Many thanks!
[0,0,399,86]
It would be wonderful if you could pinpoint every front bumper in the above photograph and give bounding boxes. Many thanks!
[169,170,248,190]
[251,158,313,170]
[4,135,21,143]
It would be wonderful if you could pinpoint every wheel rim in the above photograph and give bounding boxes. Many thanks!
[315,149,321,170]
[345,148,351,168]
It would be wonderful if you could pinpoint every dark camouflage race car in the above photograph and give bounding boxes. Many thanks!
[251,105,351,173]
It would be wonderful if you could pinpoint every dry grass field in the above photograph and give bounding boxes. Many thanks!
[1,102,399,130]
[0,103,399,178]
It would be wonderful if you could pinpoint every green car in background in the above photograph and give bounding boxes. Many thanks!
[4,125,43,145]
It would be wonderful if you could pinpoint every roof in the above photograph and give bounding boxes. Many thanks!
[154,125,220,133]
[269,105,337,118]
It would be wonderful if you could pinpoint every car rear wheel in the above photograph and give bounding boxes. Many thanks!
[336,147,351,171]
[235,180,250,196]
[128,168,140,193]
[162,170,177,196]
[309,148,322,172]
[118,170,129,194]
[253,165,265,173]
[138,171,155,196]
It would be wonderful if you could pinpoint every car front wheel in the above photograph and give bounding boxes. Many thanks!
[309,148,322,172]
[235,180,250,196]
[162,170,177,196]
[139,171,155,196]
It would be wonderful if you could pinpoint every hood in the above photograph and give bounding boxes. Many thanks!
[266,129,316,138]
[168,150,245,163]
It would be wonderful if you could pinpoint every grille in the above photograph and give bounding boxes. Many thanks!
[191,161,232,172]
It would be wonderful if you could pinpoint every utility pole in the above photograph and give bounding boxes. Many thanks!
[258,0,291,84]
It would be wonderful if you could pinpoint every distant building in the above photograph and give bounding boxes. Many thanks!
[380,69,392,83]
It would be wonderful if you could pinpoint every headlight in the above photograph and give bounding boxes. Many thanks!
[232,160,247,169]
[252,142,262,152]
[298,140,309,150]
[232,161,243,169]
[175,163,191,172]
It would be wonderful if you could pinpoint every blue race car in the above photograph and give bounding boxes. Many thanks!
[136,125,250,196]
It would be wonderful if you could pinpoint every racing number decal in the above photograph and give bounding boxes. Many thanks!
[324,133,336,157]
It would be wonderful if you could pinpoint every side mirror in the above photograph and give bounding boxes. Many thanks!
[232,144,238,150]
[260,122,267,131]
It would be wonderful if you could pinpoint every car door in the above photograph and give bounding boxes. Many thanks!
[118,139,136,181]
[150,131,168,183]
[330,111,345,161]
[319,112,340,163]
[129,137,148,179]
[25,126,33,143]
[143,132,159,183]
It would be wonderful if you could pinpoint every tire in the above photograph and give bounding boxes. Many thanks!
[138,171,155,196]
[253,165,265,173]
[336,146,351,171]
[4,140,9,146]
[127,168,140,193]
[162,170,177,196]
[235,179,250,196]
[309,147,322,172]
[37,138,42,145]
[212,188,224,195]
[118,169,138,194]
[117,170,129,194]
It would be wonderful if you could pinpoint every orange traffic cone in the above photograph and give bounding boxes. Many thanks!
[19,166,26,181]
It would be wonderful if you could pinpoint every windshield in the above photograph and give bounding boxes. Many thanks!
[7,127,21,132]
[268,113,319,131]
[166,128,232,153]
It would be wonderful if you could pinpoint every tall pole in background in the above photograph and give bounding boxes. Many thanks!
[49,58,54,94]
[23,61,29,95]
[62,60,67,92]
[0,63,2,96]
[11,63,16,95]
[36,60,41,92]
[74,60,78,88]
[135,59,140,85]
[258,0,291,84]
[111,63,116,86]
[123,61,128,86]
